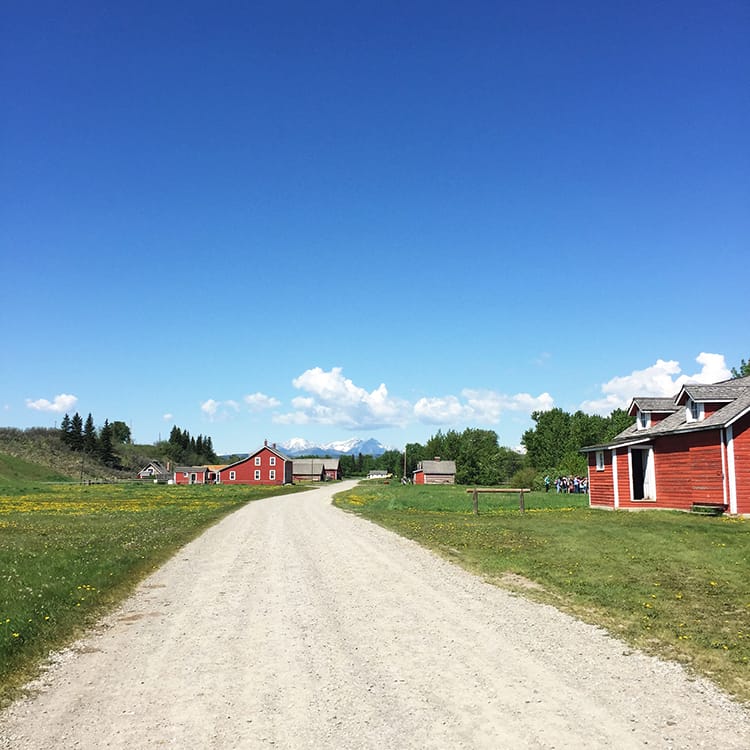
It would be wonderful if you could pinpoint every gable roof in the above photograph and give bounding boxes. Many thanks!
[293,458,341,472]
[583,376,750,452]
[139,460,169,474]
[220,443,292,471]
[627,397,678,416]
[416,460,456,474]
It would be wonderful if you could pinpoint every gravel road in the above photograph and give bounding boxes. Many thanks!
[2,481,749,749]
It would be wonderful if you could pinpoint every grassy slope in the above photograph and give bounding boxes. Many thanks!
[0,453,69,485]
[0,429,146,482]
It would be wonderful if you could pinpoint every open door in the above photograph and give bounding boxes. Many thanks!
[631,447,655,500]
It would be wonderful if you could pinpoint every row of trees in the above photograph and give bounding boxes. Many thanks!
[334,428,526,486]
[156,426,218,466]
[60,412,132,467]
[335,411,634,488]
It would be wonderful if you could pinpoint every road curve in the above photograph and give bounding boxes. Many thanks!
[1,480,748,749]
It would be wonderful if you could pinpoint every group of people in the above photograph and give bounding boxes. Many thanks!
[544,475,588,494]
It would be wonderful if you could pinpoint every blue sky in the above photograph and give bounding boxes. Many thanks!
[2,1,748,454]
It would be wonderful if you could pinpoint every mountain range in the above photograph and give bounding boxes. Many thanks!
[279,437,389,457]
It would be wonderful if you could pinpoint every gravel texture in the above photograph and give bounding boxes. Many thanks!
[1,480,749,749]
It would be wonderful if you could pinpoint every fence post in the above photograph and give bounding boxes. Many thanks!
[519,490,525,513]
[472,488,479,515]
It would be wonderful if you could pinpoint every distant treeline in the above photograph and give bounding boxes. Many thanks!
[333,408,635,487]
[155,426,218,467]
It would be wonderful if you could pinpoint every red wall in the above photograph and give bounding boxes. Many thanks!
[219,447,288,485]
[588,451,615,508]
[413,470,425,485]
[174,470,206,485]
[733,414,750,514]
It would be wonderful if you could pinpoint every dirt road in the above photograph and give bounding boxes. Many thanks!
[2,481,748,748]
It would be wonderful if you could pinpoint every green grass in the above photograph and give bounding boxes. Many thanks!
[0,453,69,485]
[0,481,306,704]
[334,482,750,704]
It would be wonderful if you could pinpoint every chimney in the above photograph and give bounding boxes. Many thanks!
[272,442,276,449]
[264,438,268,447]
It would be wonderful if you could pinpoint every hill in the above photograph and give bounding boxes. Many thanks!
[0,428,139,483]
[0,452,69,485]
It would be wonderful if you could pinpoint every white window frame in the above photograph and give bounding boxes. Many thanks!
[254,469,261,481]
[269,469,276,481]
[686,399,703,423]
[229,470,236,481]
[638,410,649,429]
[595,451,605,471]
[269,456,276,466]
[254,456,261,466]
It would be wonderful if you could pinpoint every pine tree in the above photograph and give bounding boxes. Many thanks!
[98,419,115,466]
[69,413,84,452]
[60,413,72,446]
[83,413,97,454]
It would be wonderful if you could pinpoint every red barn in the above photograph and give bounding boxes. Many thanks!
[582,376,750,515]
[217,442,293,485]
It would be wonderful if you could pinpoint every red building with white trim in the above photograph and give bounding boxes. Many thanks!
[582,376,750,515]
[217,442,293,485]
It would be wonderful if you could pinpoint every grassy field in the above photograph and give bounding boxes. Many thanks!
[0,480,305,705]
[334,482,750,704]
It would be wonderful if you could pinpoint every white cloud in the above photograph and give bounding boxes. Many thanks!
[413,396,466,424]
[274,367,409,429]
[244,392,281,412]
[414,389,554,426]
[581,352,731,415]
[200,398,240,421]
[163,413,173,421]
[201,399,220,417]
[26,393,78,413]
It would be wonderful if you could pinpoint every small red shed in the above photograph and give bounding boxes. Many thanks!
[582,376,750,515]
[413,459,456,485]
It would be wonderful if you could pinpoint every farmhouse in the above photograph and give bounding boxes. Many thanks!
[137,461,170,482]
[217,441,293,485]
[292,458,341,483]
[581,375,750,515]
[413,459,456,485]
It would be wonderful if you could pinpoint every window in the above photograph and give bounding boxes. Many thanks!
[269,456,276,466]
[269,470,276,481]
[254,470,261,481]
[686,399,703,423]
[229,471,236,481]
[596,451,605,471]
[254,456,261,466]
[638,411,649,429]
[183,472,189,478]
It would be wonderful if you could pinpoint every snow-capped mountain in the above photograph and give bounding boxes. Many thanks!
[280,437,389,457]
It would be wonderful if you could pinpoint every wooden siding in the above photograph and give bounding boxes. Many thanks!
[615,450,631,505]
[588,451,615,508]
[733,414,750,514]
[218,447,291,485]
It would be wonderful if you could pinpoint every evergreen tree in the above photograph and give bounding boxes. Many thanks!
[98,419,115,466]
[60,413,72,446]
[83,413,97,454]
[69,412,84,452]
